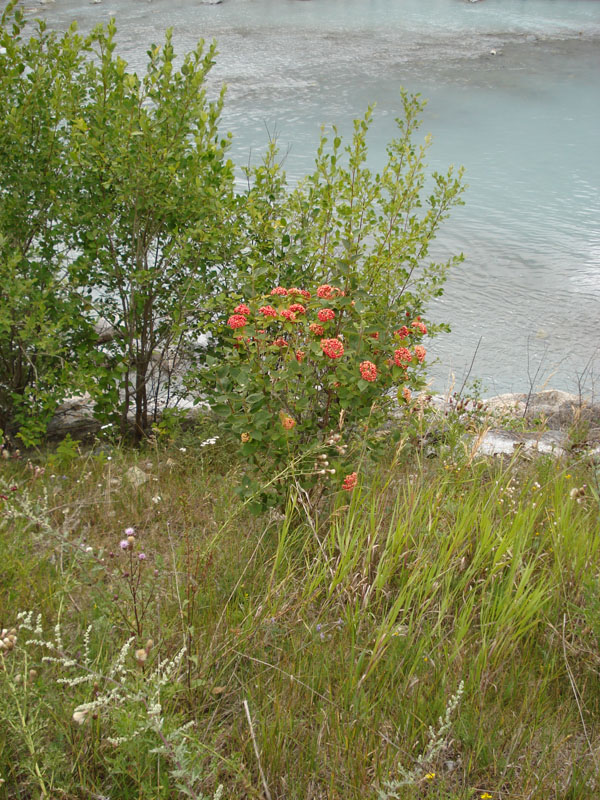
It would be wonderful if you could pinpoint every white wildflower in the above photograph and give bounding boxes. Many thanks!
[72,709,87,725]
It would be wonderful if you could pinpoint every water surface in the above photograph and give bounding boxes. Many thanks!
[27,0,600,395]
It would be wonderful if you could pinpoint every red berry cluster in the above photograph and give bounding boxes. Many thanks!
[226,286,427,380]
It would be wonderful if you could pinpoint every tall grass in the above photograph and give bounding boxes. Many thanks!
[0,431,599,798]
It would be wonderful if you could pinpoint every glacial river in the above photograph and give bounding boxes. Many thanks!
[28,0,600,395]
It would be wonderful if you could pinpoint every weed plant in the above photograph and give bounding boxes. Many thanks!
[1,424,599,799]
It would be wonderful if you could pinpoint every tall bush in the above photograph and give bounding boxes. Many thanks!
[0,5,94,444]
[0,8,236,442]
[67,22,235,439]
[198,99,465,504]
[234,98,464,318]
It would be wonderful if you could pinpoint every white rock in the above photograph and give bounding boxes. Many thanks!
[125,466,150,488]
[474,430,568,458]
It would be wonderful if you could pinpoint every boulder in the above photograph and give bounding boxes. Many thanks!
[425,390,600,429]
[46,394,98,439]
[483,390,600,428]
[412,389,600,459]
[474,429,569,457]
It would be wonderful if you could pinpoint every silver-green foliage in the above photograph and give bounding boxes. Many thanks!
[235,97,465,321]
[2,612,224,799]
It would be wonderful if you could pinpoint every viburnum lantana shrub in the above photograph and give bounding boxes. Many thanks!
[205,283,428,504]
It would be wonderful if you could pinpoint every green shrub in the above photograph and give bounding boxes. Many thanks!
[67,22,236,440]
[0,6,95,444]
[0,5,463,448]
[0,6,236,442]
[199,96,465,505]
[204,283,429,506]
[235,97,465,318]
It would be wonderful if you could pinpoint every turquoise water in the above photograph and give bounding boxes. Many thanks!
[36,0,600,394]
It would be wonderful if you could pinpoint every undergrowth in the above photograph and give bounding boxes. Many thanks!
[1,423,599,799]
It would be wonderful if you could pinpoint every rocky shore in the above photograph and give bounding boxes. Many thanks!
[425,389,600,458]
[46,388,600,460]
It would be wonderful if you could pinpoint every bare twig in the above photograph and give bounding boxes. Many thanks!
[524,335,548,418]
[457,335,482,398]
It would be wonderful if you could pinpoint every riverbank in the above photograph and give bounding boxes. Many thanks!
[43,386,600,455]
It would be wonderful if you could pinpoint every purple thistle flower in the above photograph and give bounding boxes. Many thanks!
[119,539,129,550]
[124,527,135,536]
[138,552,147,561]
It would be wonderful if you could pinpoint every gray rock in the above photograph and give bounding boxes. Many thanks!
[94,317,118,344]
[46,389,205,440]
[46,394,98,438]
[474,429,569,458]
[125,466,150,487]
[410,389,600,459]
[427,390,600,430]
[484,390,600,429]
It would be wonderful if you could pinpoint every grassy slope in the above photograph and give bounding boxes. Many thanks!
[0,424,599,799]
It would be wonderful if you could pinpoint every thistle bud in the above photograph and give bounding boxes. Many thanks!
[135,648,148,664]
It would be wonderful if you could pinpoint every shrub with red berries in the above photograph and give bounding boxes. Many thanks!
[201,284,429,506]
